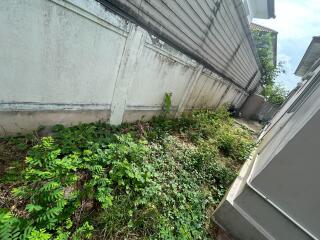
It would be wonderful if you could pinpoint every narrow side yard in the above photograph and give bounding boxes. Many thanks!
[0,108,255,239]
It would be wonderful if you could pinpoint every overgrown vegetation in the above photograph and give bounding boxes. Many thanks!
[262,83,288,106]
[0,107,255,239]
[252,29,288,106]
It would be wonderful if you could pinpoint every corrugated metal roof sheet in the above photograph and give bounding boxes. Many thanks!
[97,0,262,92]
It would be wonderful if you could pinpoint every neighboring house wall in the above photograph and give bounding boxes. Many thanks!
[0,0,249,136]
[214,37,320,240]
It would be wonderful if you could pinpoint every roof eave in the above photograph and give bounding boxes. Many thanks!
[267,0,276,18]
[250,23,278,34]
[295,37,320,77]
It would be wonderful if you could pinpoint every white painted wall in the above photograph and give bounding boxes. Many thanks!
[214,47,320,240]
[126,41,197,109]
[0,0,249,136]
[0,0,127,105]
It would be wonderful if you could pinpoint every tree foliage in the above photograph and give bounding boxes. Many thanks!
[262,84,288,106]
[252,30,288,105]
[252,30,278,86]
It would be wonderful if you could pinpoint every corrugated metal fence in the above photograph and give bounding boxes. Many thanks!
[98,0,261,92]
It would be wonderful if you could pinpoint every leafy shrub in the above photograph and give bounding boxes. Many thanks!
[0,107,255,239]
[0,209,33,240]
[217,127,255,162]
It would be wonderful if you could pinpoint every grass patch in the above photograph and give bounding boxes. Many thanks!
[0,107,255,239]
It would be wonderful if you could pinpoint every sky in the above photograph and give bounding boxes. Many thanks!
[253,0,320,91]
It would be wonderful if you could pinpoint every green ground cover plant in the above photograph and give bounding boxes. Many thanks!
[0,107,255,239]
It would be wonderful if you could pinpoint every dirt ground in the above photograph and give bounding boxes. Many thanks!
[234,118,263,137]
[0,139,27,176]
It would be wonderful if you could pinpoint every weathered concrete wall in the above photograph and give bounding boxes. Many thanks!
[257,102,279,122]
[0,0,249,136]
[0,0,128,105]
[240,95,279,122]
[0,110,109,136]
[240,94,266,120]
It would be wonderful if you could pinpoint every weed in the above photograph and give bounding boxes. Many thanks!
[0,107,254,239]
[162,92,172,115]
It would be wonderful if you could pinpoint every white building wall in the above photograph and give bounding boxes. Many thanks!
[0,0,249,136]
[214,51,320,240]
[126,41,197,109]
[0,0,128,105]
